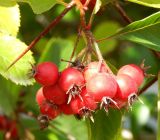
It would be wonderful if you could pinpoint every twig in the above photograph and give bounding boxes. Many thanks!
[7,1,75,70]
[68,27,82,67]
[139,77,158,95]
[114,2,132,24]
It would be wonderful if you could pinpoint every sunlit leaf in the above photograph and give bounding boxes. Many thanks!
[0,34,35,85]
[0,4,20,36]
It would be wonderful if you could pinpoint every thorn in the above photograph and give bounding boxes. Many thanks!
[89,115,94,123]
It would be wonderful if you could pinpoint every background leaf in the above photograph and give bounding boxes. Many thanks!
[39,38,73,71]
[0,0,58,14]
[0,34,35,85]
[0,0,16,6]
[127,0,160,8]
[88,109,123,140]
[112,11,160,51]
[0,4,20,36]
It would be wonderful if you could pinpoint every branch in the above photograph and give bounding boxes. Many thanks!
[139,76,158,95]
[114,2,132,24]
[7,1,75,70]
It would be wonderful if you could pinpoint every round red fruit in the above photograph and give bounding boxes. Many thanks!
[36,87,45,106]
[58,67,85,92]
[43,84,67,105]
[116,74,138,101]
[40,101,61,119]
[34,62,59,86]
[0,115,8,130]
[70,89,97,114]
[84,61,108,82]
[86,73,117,102]
[60,104,74,115]
[117,64,144,86]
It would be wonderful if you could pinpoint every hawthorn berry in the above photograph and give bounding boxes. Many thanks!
[33,62,59,86]
[115,74,138,102]
[84,61,108,82]
[70,88,97,115]
[43,84,67,105]
[59,67,85,92]
[60,104,75,115]
[117,64,144,87]
[86,73,117,102]
[6,121,18,139]
[40,101,61,119]
[36,87,45,106]
[0,115,8,131]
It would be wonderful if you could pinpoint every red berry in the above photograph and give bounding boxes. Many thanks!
[40,101,61,119]
[115,74,138,101]
[58,67,85,92]
[60,104,74,115]
[36,87,45,106]
[6,121,18,139]
[34,62,59,86]
[84,61,108,82]
[117,64,144,86]
[0,115,8,131]
[86,73,117,102]
[70,88,97,115]
[43,84,67,105]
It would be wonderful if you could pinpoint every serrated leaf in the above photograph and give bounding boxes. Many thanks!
[0,4,20,36]
[39,38,73,71]
[127,0,160,8]
[108,11,160,51]
[88,109,123,140]
[0,34,35,85]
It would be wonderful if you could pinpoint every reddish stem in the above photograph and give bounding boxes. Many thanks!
[139,77,158,95]
[114,2,132,24]
[7,1,75,70]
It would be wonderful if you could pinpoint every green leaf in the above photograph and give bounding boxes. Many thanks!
[54,115,88,140]
[19,0,57,14]
[0,0,16,6]
[94,21,121,55]
[0,76,21,116]
[127,0,160,8]
[111,11,160,51]
[0,34,35,85]
[0,0,57,14]
[0,4,20,36]
[39,38,73,71]
[87,109,123,140]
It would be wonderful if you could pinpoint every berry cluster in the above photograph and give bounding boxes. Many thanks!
[34,61,144,122]
[0,115,18,140]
